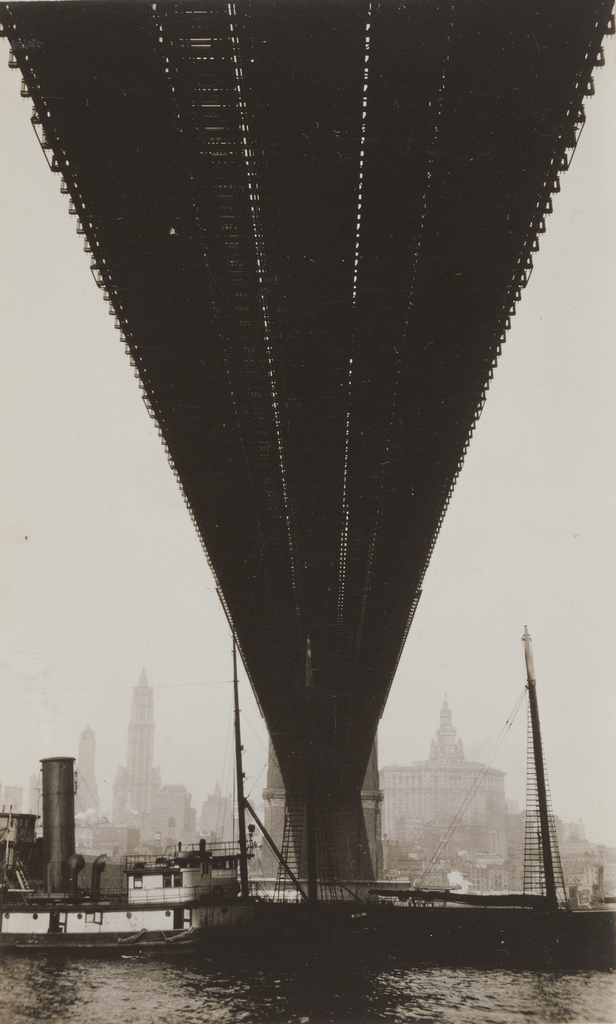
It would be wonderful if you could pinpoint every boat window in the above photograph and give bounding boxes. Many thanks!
[173,874,181,887]
[85,912,103,924]
[163,875,172,888]
[134,876,143,888]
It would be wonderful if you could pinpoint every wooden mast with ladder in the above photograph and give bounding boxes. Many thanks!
[232,634,250,899]
[522,626,561,911]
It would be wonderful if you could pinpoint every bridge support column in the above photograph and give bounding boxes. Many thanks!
[329,739,383,884]
[361,736,384,881]
[263,733,383,890]
[261,739,286,880]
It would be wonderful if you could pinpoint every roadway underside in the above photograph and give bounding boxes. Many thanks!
[3,3,612,860]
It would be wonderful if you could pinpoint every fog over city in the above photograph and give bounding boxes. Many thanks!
[1,37,615,846]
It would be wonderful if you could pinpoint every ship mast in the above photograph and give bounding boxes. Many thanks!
[232,635,250,899]
[522,627,558,910]
[305,636,318,902]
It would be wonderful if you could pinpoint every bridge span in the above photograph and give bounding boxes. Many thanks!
[2,0,612,882]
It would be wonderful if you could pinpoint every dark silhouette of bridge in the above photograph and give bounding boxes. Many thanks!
[2,0,612,884]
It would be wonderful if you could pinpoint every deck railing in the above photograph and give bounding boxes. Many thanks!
[2,882,240,908]
[124,842,241,870]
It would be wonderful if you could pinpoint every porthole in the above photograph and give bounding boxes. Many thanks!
[4,913,9,919]
[32,913,38,920]
[221,906,229,915]
[165,910,171,917]
[126,912,132,919]
[77,913,83,919]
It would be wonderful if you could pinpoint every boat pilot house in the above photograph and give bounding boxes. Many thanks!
[125,843,241,903]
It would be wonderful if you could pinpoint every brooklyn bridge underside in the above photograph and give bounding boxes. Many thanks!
[2,0,612,878]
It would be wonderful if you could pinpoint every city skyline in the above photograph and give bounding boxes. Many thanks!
[1,684,607,856]
[1,36,615,846]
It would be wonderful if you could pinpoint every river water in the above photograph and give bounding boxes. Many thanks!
[1,951,614,1024]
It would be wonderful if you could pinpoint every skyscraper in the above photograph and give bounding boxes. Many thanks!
[2,786,23,813]
[199,781,234,844]
[28,773,40,816]
[75,725,100,817]
[112,668,159,842]
[112,767,129,829]
[154,784,197,849]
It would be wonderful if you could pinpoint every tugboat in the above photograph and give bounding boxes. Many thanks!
[0,755,253,950]
[0,638,255,951]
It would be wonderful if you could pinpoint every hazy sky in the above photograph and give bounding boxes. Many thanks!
[1,33,615,846]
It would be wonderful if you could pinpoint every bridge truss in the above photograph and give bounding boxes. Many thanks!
[2,0,612,878]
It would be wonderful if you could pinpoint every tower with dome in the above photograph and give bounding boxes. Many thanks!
[380,698,506,855]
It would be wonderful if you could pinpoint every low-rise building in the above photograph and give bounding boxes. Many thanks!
[75,821,140,858]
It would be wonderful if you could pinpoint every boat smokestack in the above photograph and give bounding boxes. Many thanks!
[41,756,77,892]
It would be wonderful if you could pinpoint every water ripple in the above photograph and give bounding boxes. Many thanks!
[0,953,614,1023]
